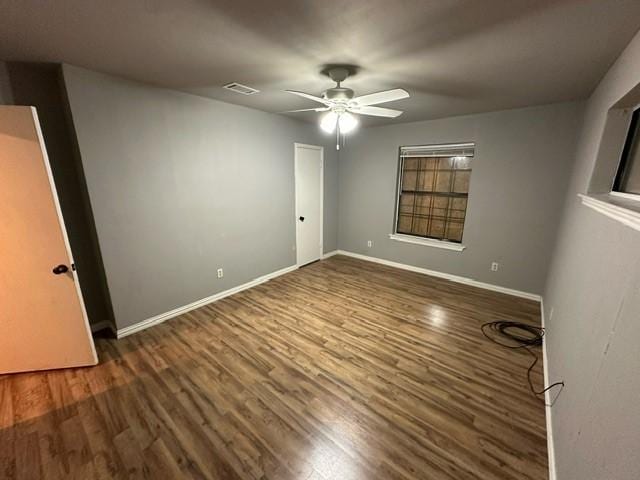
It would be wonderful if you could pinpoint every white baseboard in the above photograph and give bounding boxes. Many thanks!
[334,250,541,301]
[322,249,339,259]
[540,299,557,480]
[116,264,298,339]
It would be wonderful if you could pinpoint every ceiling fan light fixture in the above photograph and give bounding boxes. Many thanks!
[320,111,338,133]
[338,112,358,134]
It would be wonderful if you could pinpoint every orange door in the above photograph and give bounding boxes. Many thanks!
[0,106,97,374]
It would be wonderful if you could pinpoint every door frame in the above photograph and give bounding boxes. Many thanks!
[294,142,324,267]
[31,107,97,363]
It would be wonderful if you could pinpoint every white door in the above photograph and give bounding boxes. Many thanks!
[295,143,323,266]
[0,106,97,374]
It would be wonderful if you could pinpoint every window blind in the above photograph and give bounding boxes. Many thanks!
[395,143,475,243]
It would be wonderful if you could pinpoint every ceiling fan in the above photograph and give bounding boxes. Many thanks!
[283,67,410,149]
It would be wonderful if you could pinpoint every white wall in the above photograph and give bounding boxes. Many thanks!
[337,102,584,294]
[543,30,640,480]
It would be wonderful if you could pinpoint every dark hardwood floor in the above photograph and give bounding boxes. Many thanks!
[0,255,548,479]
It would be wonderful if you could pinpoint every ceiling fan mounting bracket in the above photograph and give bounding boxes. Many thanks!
[321,64,358,84]
[327,66,350,84]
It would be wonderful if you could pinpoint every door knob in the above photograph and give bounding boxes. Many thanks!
[52,264,69,275]
[299,216,305,222]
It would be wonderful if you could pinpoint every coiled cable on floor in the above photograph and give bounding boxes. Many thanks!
[481,321,564,406]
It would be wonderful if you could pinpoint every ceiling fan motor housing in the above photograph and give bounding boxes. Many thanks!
[323,87,354,102]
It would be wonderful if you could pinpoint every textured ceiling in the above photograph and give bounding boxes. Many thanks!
[1,0,639,126]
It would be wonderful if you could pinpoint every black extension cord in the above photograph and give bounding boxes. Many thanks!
[481,321,564,406]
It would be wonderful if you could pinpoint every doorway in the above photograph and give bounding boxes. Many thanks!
[294,143,323,267]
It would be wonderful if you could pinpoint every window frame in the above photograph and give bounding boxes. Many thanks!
[611,105,640,201]
[580,83,640,232]
[391,142,474,251]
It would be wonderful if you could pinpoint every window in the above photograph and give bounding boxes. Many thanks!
[613,107,640,197]
[394,143,474,244]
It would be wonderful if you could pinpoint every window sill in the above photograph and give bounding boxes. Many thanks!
[388,233,466,251]
[609,191,640,202]
[578,193,640,232]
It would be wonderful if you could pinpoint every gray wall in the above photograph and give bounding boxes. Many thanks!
[63,65,337,330]
[337,102,584,294]
[543,31,640,480]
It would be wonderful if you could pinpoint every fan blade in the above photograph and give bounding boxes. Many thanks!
[351,105,404,118]
[352,88,409,106]
[279,107,329,113]
[285,90,331,105]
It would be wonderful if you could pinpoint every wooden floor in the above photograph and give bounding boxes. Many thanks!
[0,255,548,479]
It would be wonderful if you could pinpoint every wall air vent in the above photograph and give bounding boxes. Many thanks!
[222,82,260,95]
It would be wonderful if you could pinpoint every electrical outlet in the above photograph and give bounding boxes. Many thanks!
[491,262,499,272]
[367,240,373,248]
[217,268,224,278]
